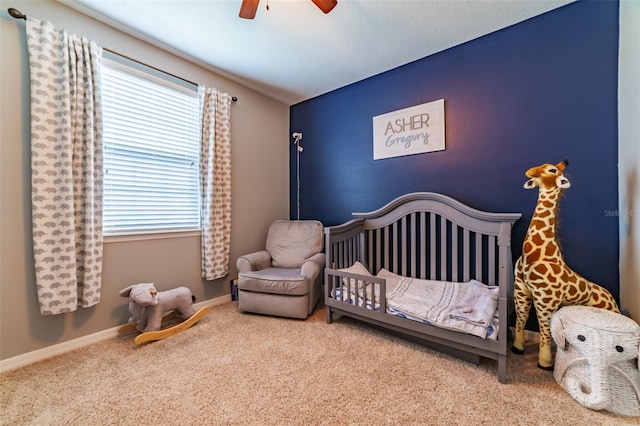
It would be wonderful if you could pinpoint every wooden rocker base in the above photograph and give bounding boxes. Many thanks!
[118,310,181,335]
[118,306,211,345]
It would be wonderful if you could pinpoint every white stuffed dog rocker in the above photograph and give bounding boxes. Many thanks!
[119,283,196,332]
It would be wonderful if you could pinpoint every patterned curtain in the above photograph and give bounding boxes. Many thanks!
[26,18,103,315]
[199,86,232,281]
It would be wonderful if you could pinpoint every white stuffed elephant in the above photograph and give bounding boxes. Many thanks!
[119,283,196,333]
[551,305,640,417]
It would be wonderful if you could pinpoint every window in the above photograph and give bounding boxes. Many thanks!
[101,56,201,235]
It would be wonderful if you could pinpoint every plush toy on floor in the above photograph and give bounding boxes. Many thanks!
[511,160,620,370]
[119,283,196,332]
[118,283,210,344]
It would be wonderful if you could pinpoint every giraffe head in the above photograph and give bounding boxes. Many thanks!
[524,159,571,191]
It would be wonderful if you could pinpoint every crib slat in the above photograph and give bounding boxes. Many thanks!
[365,231,370,269]
[396,216,408,276]
[429,213,437,279]
[393,221,399,274]
[359,231,366,267]
[384,226,390,271]
[419,212,427,279]
[399,217,404,275]
[352,235,358,265]
[451,223,458,282]
[409,213,416,278]
[345,277,351,303]
[463,229,470,282]
[353,236,358,265]
[440,217,447,281]
[475,233,483,282]
[345,238,350,267]
[374,228,380,272]
[344,240,348,268]
[346,240,350,268]
[488,235,496,285]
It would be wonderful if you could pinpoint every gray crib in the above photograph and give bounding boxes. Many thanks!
[324,192,521,383]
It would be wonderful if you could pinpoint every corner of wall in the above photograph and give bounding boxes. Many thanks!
[618,0,640,322]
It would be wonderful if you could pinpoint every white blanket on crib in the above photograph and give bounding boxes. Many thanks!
[444,280,499,327]
[378,269,499,339]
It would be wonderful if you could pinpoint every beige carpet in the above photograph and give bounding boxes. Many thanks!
[1,302,638,426]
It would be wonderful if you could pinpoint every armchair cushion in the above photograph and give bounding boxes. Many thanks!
[238,268,309,296]
[266,220,323,268]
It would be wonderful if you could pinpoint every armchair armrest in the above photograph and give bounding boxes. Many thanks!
[301,252,326,280]
[237,250,272,273]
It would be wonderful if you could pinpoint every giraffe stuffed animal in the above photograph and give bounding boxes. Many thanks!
[511,160,619,370]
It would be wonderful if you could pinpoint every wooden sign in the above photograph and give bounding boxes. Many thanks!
[372,99,445,160]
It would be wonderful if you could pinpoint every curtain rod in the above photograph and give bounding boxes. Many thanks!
[7,7,238,103]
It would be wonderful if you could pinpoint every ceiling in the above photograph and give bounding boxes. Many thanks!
[63,0,574,105]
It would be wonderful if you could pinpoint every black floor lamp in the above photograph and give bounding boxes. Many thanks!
[292,132,303,220]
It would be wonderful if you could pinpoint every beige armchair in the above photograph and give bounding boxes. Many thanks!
[236,220,325,319]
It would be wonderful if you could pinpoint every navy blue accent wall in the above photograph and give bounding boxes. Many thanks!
[290,0,620,310]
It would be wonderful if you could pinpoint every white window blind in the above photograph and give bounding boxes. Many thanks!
[102,57,201,235]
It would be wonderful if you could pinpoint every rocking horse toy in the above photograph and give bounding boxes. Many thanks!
[118,283,210,344]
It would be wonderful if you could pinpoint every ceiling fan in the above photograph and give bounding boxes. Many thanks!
[239,0,337,19]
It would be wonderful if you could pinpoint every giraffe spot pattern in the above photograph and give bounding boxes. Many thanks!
[531,233,544,246]
[531,220,545,230]
[544,244,557,257]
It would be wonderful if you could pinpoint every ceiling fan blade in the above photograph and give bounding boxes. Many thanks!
[311,0,337,14]
[239,0,260,19]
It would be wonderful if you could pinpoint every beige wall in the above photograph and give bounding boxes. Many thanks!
[619,0,640,322]
[0,1,289,360]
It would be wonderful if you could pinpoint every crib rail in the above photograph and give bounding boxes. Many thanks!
[324,269,386,316]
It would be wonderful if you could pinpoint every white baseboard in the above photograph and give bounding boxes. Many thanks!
[0,295,231,373]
